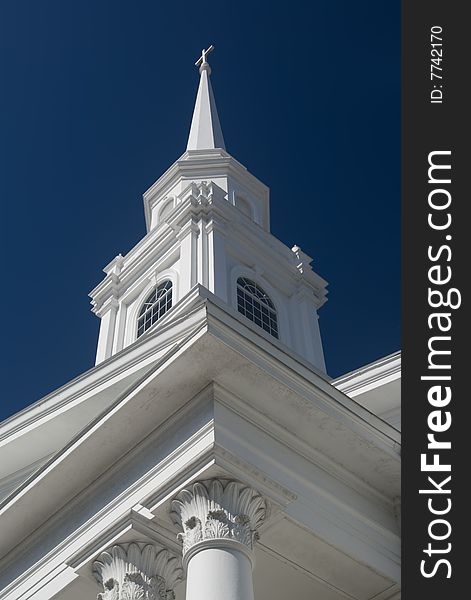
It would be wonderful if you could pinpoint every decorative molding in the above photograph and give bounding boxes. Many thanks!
[332,352,401,397]
[0,454,53,503]
[142,149,269,232]
[175,218,200,242]
[104,254,125,277]
[92,290,120,318]
[176,180,227,211]
[93,543,183,600]
[170,479,268,557]
[212,444,297,508]
[291,245,313,276]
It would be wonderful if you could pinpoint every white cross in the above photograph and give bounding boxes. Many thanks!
[195,45,215,67]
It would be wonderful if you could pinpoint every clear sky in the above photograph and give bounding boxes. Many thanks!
[0,1,399,420]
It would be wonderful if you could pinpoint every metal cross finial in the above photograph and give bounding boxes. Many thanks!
[195,45,215,68]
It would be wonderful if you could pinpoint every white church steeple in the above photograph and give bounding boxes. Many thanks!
[186,46,226,151]
[90,48,328,371]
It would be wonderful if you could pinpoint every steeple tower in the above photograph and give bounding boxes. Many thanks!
[90,48,328,371]
[186,46,226,151]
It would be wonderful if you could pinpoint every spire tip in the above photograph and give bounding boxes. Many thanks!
[195,45,215,74]
[186,45,225,151]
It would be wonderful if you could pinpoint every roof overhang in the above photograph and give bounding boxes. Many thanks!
[0,288,400,590]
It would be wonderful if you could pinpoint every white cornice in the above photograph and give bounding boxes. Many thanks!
[0,455,53,502]
[332,352,401,397]
[0,288,396,459]
[201,294,400,448]
[0,362,400,592]
[88,227,178,305]
[89,193,328,311]
[144,150,268,200]
[0,288,207,448]
[211,384,391,508]
[142,150,269,231]
[67,512,184,573]
[0,287,399,579]
[0,381,400,596]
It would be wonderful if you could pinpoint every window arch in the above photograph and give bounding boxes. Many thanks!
[158,199,174,224]
[236,277,278,339]
[137,280,173,338]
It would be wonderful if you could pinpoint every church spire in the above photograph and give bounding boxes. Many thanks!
[186,45,226,151]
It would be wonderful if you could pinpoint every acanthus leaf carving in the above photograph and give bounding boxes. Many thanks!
[93,543,183,600]
[170,479,268,556]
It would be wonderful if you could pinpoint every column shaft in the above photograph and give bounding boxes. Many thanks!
[170,479,268,600]
[186,546,254,600]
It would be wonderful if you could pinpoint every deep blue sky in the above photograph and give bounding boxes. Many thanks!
[0,1,399,420]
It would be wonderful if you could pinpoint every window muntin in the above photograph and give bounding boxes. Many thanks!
[137,280,172,338]
[236,277,278,338]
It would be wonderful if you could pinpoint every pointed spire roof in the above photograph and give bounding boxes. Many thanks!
[186,45,226,151]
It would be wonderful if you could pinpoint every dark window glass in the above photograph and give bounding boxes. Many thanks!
[236,277,278,339]
[137,280,173,338]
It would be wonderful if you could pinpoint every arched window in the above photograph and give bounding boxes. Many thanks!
[137,280,173,338]
[158,199,174,224]
[236,277,278,339]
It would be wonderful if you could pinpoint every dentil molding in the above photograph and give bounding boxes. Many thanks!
[93,542,183,600]
[170,479,268,557]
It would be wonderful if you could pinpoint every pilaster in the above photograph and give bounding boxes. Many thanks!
[95,297,120,364]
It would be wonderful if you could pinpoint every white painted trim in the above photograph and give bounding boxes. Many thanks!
[124,268,180,348]
[333,352,401,397]
[229,265,291,346]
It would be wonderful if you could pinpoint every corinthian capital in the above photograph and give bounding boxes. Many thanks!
[170,479,268,556]
[93,543,183,600]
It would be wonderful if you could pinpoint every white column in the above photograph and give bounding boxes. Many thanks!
[177,219,200,296]
[95,298,119,365]
[170,479,268,600]
[185,540,254,600]
[205,216,228,303]
[93,542,183,600]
